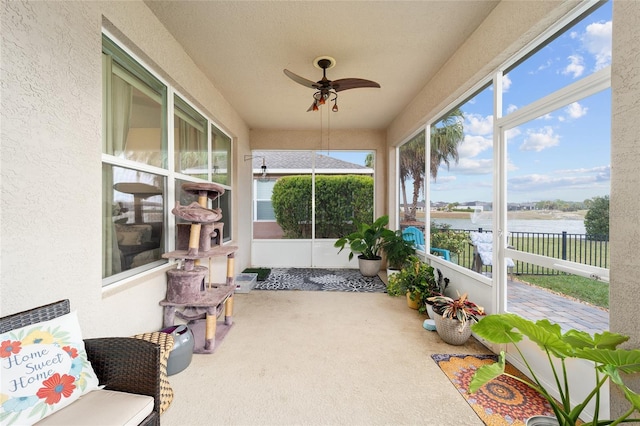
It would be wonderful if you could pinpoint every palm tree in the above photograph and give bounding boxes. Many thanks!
[399,108,464,223]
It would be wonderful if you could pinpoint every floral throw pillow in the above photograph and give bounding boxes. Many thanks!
[0,311,100,425]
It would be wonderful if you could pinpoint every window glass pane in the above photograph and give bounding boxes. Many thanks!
[175,178,230,245]
[399,131,425,229]
[211,125,231,185]
[102,57,166,168]
[252,151,312,239]
[218,190,231,242]
[503,1,611,116]
[103,164,166,280]
[506,89,610,281]
[428,85,493,267]
[256,200,276,221]
[255,179,277,221]
[314,151,374,239]
[174,95,207,178]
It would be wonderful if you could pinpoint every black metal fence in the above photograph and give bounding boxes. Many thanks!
[434,228,610,276]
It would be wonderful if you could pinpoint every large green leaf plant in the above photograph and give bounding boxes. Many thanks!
[334,215,394,260]
[469,313,640,425]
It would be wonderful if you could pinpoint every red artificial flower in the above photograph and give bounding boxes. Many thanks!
[36,373,76,404]
[62,346,78,358]
[0,340,21,358]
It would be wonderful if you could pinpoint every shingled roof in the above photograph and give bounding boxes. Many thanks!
[250,151,371,173]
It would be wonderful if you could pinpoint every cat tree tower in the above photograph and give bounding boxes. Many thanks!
[159,182,238,354]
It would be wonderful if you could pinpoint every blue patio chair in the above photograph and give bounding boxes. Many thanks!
[402,226,451,261]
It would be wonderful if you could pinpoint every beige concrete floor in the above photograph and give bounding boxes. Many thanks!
[161,290,491,426]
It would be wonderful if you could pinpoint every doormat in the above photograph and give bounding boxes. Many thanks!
[431,354,555,426]
[241,267,271,281]
[254,268,386,292]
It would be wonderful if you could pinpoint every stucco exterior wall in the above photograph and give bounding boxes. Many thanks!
[610,0,640,417]
[0,0,252,337]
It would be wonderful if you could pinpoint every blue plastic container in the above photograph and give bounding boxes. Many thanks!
[160,325,194,375]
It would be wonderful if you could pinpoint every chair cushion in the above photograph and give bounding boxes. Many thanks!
[0,311,100,425]
[36,389,154,426]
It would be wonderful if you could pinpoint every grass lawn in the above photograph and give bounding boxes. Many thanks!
[517,274,609,309]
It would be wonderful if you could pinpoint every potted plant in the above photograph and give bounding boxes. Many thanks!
[334,215,394,277]
[469,313,640,425]
[430,221,469,262]
[382,230,416,275]
[427,292,485,345]
[387,256,439,313]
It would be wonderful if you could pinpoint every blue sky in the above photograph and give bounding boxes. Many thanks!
[431,1,612,204]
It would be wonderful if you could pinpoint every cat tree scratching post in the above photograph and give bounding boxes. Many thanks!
[160,182,238,353]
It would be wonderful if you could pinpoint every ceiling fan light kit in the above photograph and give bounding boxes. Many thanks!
[284,56,380,112]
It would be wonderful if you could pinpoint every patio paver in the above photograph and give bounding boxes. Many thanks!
[508,279,609,335]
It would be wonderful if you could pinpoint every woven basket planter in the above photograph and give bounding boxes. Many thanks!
[433,313,471,345]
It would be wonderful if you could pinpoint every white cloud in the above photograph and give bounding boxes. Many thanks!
[505,127,521,141]
[565,102,588,119]
[458,134,492,158]
[520,126,560,152]
[583,20,612,70]
[506,104,518,114]
[536,59,553,73]
[508,165,611,194]
[562,54,584,78]
[447,157,493,175]
[465,113,493,136]
[502,74,512,92]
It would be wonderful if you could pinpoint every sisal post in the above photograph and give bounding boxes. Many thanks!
[204,308,217,351]
[188,223,201,256]
[224,296,234,325]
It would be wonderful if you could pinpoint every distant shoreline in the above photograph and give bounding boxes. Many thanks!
[430,210,586,220]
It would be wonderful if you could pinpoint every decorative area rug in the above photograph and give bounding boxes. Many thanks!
[254,268,386,292]
[432,354,555,426]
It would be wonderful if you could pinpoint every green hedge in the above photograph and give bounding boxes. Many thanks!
[271,175,373,238]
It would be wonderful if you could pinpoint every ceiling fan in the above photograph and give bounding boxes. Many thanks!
[284,56,381,112]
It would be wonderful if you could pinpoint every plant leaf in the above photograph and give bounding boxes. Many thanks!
[471,313,524,344]
[602,364,640,412]
[577,348,640,374]
[469,352,506,393]
[563,329,629,350]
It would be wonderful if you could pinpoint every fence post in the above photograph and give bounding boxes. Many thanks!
[562,231,567,260]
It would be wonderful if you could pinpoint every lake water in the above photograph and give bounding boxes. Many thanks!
[433,217,586,234]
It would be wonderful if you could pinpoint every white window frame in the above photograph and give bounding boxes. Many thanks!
[102,30,234,286]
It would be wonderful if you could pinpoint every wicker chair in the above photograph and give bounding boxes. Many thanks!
[0,299,161,426]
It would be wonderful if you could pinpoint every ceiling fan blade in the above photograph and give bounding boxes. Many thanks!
[331,78,381,92]
[284,69,320,89]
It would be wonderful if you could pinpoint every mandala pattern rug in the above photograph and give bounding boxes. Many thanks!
[432,354,555,426]
[253,268,386,292]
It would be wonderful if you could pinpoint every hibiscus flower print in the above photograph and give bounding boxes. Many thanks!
[0,340,21,358]
[62,346,78,358]
[36,373,76,404]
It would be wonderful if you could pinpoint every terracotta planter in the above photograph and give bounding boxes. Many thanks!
[406,291,421,310]
[432,313,471,345]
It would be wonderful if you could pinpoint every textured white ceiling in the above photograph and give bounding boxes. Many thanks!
[145,1,499,130]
